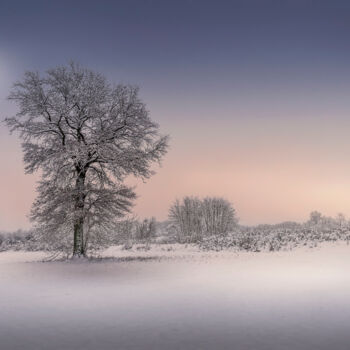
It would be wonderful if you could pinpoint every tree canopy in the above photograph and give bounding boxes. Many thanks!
[6,62,168,256]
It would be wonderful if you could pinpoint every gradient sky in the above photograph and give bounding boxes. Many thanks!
[1,0,350,230]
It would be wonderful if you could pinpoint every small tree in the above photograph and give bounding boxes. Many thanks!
[169,197,203,241]
[113,217,137,244]
[5,62,168,257]
[135,217,157,241]
[201,197,237,235]
[308,211,323,226]
[336,213,346,229]
[169,196,237,241]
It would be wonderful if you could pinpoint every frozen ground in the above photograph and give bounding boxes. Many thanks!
[1,243,350,350]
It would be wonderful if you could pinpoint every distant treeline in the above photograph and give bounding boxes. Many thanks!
[1,200,350,253]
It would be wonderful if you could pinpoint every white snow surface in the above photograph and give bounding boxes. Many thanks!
[1,243,350,350]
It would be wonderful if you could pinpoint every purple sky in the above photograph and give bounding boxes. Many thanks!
[1,0,350,230]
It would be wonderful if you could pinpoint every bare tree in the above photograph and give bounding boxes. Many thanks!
[113,216,137,244]
[169,197,203,241]
[5,62,168,257]
[336,213,346,229]
[201,197,237,235]
[308,211,323,226]
[135,217,157,241]
[169,196,236,241]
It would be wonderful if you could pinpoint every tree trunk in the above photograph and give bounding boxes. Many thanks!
[73,169,86,257]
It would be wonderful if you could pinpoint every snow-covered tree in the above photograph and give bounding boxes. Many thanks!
[336,213,346,229]
[5,62,168,257]
[169,196,237,241]
[169,197,203,241]
[135,217,157,241]
[308,211,323,226]
[201,197,237,235]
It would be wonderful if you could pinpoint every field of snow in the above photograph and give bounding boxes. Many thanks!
[1,243,350,350]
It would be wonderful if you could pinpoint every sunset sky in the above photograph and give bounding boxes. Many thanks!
[1,0,350,230]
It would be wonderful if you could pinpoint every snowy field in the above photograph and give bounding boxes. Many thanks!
[1,243,350,350]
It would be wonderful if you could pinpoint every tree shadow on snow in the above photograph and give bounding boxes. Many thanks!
[41,254,163,263]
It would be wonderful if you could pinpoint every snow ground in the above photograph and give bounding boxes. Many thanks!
[1,243,350,350]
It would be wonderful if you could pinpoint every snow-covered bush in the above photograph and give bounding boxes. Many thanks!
[199,225,350,252]
[199,212,350,252]
[0,230,43,252]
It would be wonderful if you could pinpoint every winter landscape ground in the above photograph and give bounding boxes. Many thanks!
[1,243,350,350]
[2,2,350,350]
